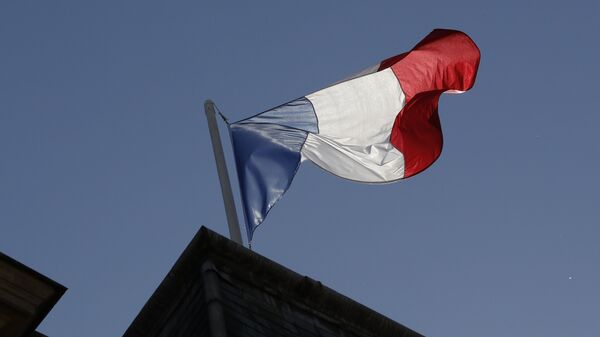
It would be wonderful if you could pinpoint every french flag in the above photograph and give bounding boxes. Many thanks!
[229,29,480,240]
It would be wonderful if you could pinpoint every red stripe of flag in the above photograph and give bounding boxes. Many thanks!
[384,29,480,177]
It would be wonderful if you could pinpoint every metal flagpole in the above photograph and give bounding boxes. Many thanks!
[204,99,243,245]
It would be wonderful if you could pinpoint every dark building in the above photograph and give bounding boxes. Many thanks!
[124,227,424,337]
[0,252,66,337]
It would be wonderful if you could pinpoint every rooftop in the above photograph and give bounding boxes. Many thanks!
[124,226,424,337]
[0,252,66,337]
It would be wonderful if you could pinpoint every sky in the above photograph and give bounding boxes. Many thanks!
[1,1,599,336]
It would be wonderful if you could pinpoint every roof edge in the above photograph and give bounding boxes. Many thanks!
[0,252,67,337]
[124,226,423,337]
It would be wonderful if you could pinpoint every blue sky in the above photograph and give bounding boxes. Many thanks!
[1,1,599,336]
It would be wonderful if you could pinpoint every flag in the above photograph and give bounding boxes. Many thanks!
[228,29,480,241]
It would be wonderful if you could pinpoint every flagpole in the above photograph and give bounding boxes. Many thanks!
[204,100,243,245]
